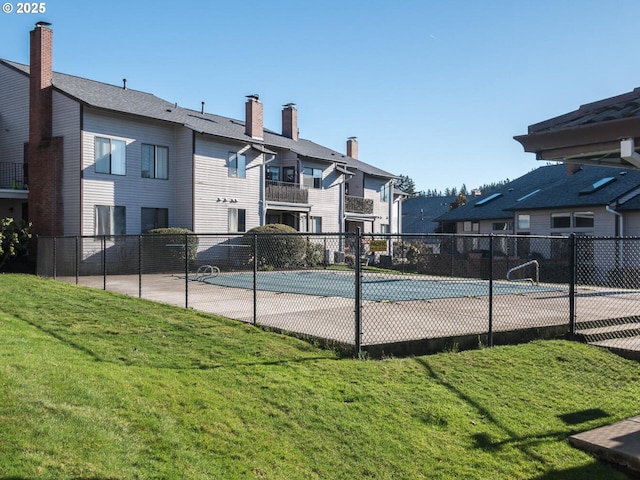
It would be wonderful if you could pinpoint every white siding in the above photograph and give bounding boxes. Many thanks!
[365,176,390,233]
[0,65,29,165]
[193,135,261,233]
[52,91,81,235]
[303,159,340,232]
[82,109,181,235]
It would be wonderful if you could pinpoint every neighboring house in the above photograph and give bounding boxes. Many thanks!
[0,24,400,242]
[401,196,456,234]
[435,163,640,257]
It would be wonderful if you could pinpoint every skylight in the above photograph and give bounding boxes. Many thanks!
[474,192,502,206]
[579,177,616,195]
[517,189,541,202]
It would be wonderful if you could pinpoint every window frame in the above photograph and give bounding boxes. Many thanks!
[141,207,169,232]
[95,205,126,236]
[95,137,126,175]
[228,207,246,233]
[303,167,323,189]
[551,212,571,229]
[142,144,169,180]
[574,211,594,228]
[380,183,390,202]
[228,152,247,178]
[517,214,530,231]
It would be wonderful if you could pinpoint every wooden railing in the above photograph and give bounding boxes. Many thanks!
[265,180,309,203]
[345,194,373,214]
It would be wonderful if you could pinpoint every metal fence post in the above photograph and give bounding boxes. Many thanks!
[355,228,362,356]
[488,234,494,347]
[569,233,576,338]
[102,235,106,290]
[138,235,142,299]
[185,233,189,309]
[253,233,258,326]
[75,236,79,284]
[52,236,57,280]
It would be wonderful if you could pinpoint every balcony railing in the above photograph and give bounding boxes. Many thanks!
[265,180,309,204]
[0,162,26,190]
[345,194,373,214]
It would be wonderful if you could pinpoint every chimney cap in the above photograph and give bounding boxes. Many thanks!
[348,136,358,140]
[246,93,260,101]
[35,21,52,27]
[283,103,296,108]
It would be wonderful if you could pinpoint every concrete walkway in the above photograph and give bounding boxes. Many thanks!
[569,416,640,476]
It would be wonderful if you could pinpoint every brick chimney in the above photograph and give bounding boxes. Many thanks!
[28,22,64,238]
[245,94,263,140]
[29,23,53,145]
[282,103,298,140]
[566,163,581,175]
[347,137,358,159]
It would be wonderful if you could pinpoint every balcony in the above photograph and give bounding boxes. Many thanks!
[0,162,27,190]
[345,194,373,214]
[265,180,309,204]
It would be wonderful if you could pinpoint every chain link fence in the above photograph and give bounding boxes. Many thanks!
[37,232,640,357]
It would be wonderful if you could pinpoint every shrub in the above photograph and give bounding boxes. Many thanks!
[305,241,325,267]
[0,218,31,270]
[244,224,306,269]
[144,228,199,272]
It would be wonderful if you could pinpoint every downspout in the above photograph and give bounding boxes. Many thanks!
[606,204,623,236]
[606,204,624,268]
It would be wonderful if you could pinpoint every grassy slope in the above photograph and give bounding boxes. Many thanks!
[0,274,639,479]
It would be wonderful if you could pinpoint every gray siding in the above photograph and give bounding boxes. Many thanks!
[0,65,29,164]
[193,135,261,233]
[82,109,180,235]
[52,91,81,235]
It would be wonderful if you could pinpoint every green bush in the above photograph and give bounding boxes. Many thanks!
[0,218,31,270]
[144,228,199,273]
[244,224,306,269]
[305,241,325,267]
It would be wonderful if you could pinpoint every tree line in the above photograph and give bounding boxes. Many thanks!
[393,174,510,199]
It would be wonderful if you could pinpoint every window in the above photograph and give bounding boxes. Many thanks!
[492,222,513,231]
[463,221,479,232]
[142,144,168,179]
[266,166,280,181]
[380,224,390,234]
[517,214,530,230]
[95,137,126,175]
[283,166,296,183]
[95,205,126,236]
[228,208,246,233]
[303,167,322,189]
[574,211,594,228]
[380,183,390,202]
[228,152,246,178]
[475,192,502,206]
[141,207,168,232]
[580,177,616,195]
[310,216,322,233]
[551,212,571,229]
[517,189,541,202]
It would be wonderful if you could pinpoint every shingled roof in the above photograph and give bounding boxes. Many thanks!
[1,59,395,179]
[436,164,640,223]
[514,87,640,167]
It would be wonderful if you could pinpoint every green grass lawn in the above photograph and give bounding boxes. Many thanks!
[1,273,639,479]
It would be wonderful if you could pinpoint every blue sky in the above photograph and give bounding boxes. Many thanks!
[2,0,640,193]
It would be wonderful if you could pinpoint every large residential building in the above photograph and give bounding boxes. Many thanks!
[0,24,401,240]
